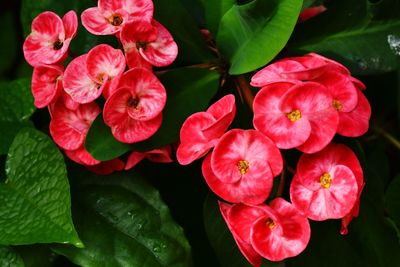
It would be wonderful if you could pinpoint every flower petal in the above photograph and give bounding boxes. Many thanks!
[64,54,104,103]
[62,10,78,39]
[32,65,63,108]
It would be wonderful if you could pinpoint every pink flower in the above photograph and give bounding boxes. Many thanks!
[23,11,77,67]
[81,0,153,35]
[103,68,166,143]
[253,82,339,153]
[120,19,178,69]
[177,94,236,165]
[32,64,63,108]
[219,198,310,264]
[125,145,173,170]
[49,101,101,150]
[290,143,362,221]
[63,44,126,103]
[250,53,348,87]
[202,129,282,204]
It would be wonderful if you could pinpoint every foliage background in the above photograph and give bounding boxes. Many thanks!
[1,0,400,266]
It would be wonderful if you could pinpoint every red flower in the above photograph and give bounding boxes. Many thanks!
[64,145,101,166]
[50,101,101,150]
[81,0,153,35]
[23,11,77,67]
[120,19,178,69]
[253,82,339,153]
[86,158,125,175]
[32,65,63,108]
[103,68,166,143]
[202,129,282,204]
[63,44,125,103]
[290,143,362,221]
[177,94,236,165]
[298,5,327,23]
[125,145,173,170]
[219,198,310,264]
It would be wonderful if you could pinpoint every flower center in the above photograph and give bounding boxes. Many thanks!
[266,218,276,230]
[287,109,301,122]
[136,41,147,50]
[128,97,140,109]
[237,160,249,175]
[110,14,123,26]
[320,172,332,189]
[333,99,343,111]
[53,40,63,50]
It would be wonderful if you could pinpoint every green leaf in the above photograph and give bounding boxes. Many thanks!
[0,79,35,155]
[134,68,220,151]
[0,11,18,77]
[14,245,58,267]
[201,0,235,37]
[85,115,132,161]
[288,0,400,75]
[154,0,215,64]
[203,194,284,267]
[0,246,25,267]
[216,0,303,74]
[85,67,220,160]
[0,128,82,247]
[53,169,192,267]
[385,175,400,226]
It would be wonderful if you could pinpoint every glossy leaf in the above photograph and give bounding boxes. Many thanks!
[203,194,284,267]
[217,0,303,74]
[134,68,220,151]
[0,79,35,155]
[154,0,215,64]
[201,0,235,37]
[0,246,24,267]
[85,115,132,161]
[0,128,82,247]
[288,0,400,75]
[53,169,192,267]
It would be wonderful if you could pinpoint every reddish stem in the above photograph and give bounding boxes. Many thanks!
[234,75,254,110]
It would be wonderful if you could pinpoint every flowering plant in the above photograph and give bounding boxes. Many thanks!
[0,0,400,266]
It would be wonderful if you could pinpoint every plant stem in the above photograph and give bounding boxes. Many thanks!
[276,167,286,197]
[234,75,254,110]
[375,127,400,150]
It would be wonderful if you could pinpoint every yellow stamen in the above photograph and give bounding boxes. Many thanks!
[237,160,249,175]
[320,172,332,189]
[287,109,301,122]
[266,218,276,230]
[333,99,343,111]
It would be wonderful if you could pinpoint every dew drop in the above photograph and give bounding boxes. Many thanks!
[153,245,161,252]
[387,34,400,56]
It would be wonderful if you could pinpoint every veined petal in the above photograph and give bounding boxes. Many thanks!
[125,151,146,170]
[110,113,162,143]
[62,10,78,39]
[64,145,101,166]
[81,7,128,35]
[203,152,274,205]
[139,20,178,67]
[99,0,154,22]
[64,54,104,103]
[337,90,371,137]
[50,101,101,150]
[32,65,63,108]
[219,202,262,267]
[250,60,304,87]
[253,83,311,149]
[86,44,126,84]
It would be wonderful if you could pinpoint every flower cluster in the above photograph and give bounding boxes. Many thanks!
[177,54,370,265]
[23,0,177,173]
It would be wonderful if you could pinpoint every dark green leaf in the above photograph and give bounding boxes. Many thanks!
[201,0,235,37]
[134,68,220,151]
[217,0,303,74]
[53,170,192,267]
[0,246,24,267]
[85,115,132,161]
[0,11,18,77]
[288,0,400,75]
[154,0,215,64]
[203,194,284,267]
[0,79,35,155]
[14,245,58,267]
[0,128,82,247]
[385,174,400,226]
